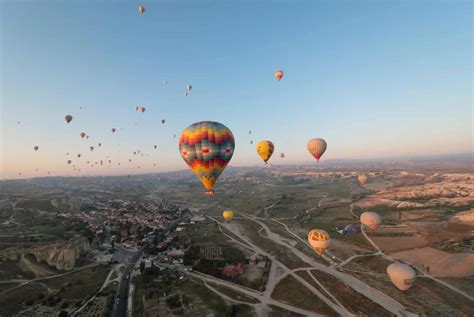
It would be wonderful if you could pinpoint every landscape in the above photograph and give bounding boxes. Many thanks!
[1,160,473,316]
[1,0,472,316]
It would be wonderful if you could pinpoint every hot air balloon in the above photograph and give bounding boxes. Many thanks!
[187,84,192,91]
[280,153,285,158]
[173,134,176,139]
[86,135,89,139]
[179,121,235,195]
[112,128,116,133]
[77,154,81,158]
[163,80,168,84]
[137,106,145,113]
[248,130,252,135]
[360,212,381,230]
[358,174,368,185]
[138,5,145,13]
[307,138,327,162]
[66,152,69,156]
[67,160,72,164]
[250,140,253,144]
[307,229,330,256]
[161,119,165,124]
[65,115,73,123]
[275,70,284,81]
[256,141,274,163]
[34,146,39,151]
[129,159,132,162]
[387,263,416,291]
[184,92,188,97]
[223,210,234,222]
[154,145,157,149]
[17,121,20,125]
[90,146,94,151]
[80,132,86,138]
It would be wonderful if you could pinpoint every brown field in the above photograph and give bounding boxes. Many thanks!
[271,275,337,316]
[372,236,428,253]
[391,247,474,277]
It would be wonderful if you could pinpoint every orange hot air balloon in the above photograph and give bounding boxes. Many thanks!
[307,229,330,256]
[65,115,73,123]
[138,5,145,13]
[275,70,284,81]
[307,138,327,162]
[80,132,86,138]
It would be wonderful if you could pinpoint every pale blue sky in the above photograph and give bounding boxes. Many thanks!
[1,0,472,178]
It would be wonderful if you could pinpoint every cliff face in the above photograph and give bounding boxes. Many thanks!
[30,235,90,271]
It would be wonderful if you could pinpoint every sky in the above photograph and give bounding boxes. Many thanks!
[1,0,472,178]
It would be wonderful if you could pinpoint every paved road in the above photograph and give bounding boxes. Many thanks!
[114,248,142,317]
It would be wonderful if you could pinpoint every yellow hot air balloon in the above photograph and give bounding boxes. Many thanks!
[358,174,368,185]
[275,70,284,81]
[138,5,145,13]
[223,210,234,222]
[387,262,416,291]
[307,229,330,256]
[307,138,327,162]
[360,212,381,230]
[256,141,274,163]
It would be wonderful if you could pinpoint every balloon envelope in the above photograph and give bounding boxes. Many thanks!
[138,6,145,13]
[179,121,235,195]
[275,70,284,81]
[360,212,381,230]
[223,210,234,222]
[65,115,73,123]
[307,229,330,255]
[256,141,274,163]
[387,263,416,291]
[344,224,360,235]
[307,138,327,161]
[358,174,368,185]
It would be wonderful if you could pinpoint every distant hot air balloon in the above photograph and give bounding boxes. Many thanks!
[173,134,176,139]
[307,138,327,162]
[154,145,157,149]
[360,212,381,230]
[90,146,94,151]
[129,159,132,162]
[256,141,274,163]
[250,140,253,144]
[138,5,145,13]
[275,70,284,81]
[67,160,72,164]
[17,121,20,125]
[80,132,86,138]
[307,229,330,256]
[187,84,192,91]
[223,210,234,222]
[179,121,235,195]
[161,119,165,124]
[163,80,168,84]
[77,154,81,158]
[34,146,39,151]
[280,153,285,158]
[66,152,69,156]
[86,135,89,139]
[387,263,416,291]
[65,115,73,123]
[133,151,136,155]
[112,128,116,133]
[184,92,188,97]
[344,224,360,235]
[248,130,252,135]
[358,174,368,185]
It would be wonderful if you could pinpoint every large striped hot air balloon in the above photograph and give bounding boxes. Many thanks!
[307,138,327,162]
[256,141,274,163]
[307,229,330,256]
[179,121,235,195]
